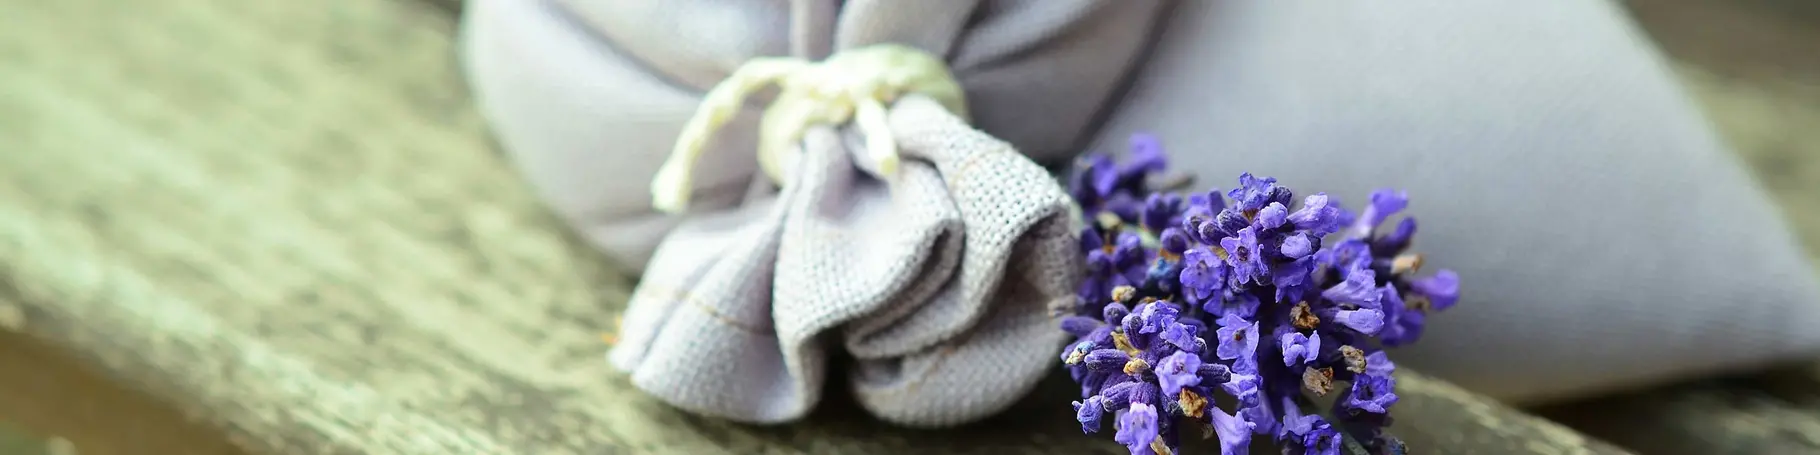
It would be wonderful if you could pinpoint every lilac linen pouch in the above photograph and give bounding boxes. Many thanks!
[459,0,1171,426]
[458,0,1820,426]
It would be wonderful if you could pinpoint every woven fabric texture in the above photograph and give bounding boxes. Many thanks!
[610,96,1078,426]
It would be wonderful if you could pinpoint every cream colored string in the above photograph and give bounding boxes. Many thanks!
[650,44,970,213]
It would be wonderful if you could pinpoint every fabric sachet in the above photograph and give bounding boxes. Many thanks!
[611,96,1078,426]
[460,0,1171,426]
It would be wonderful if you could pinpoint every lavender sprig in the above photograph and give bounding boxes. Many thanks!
[1061,134,1459,455]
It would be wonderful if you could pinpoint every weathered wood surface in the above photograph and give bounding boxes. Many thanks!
[0,329,245,455]
[6,0,1796,453]
[1540,372,1820,455]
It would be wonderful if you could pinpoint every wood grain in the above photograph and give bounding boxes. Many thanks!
[0,0,1634,453]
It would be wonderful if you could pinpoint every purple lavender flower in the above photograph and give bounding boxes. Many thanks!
[1365,351,1397,378]
[1279,396,1343,455]
[1179,246,1226,303]
[1289,193,1348,236]
[1120,134,1169,185]
[1073,395,1106,433]
[1271,256,1316,303]
[1303,425,1344,455]
[1377,287,1426,346]
[1181,191,1223,243]
[1280,233,1316,259]
[1136,300,1180,335]
[1241,388,1282,437]
[1349,189,1409,238]
[1372,217,1418,256]
[1156,351,1202,395]
[1256,202,1289,230]
[1342,374,1399,415]
[1222,357,1262,401]
[1410,269,1461,311]
[1331,308,1387,335]
[1227,173,1278,214]
[1221,227,1267,284]
[1141,193,1184,235]
[1220,293,1261,320]
[1111,232,1147,285]
[1060,137,1461,455]
[1210,407,1255,455]
[1068,154,1115,207]
[1160,321,1201,352]
[1115,403,1162,455]
[1280,396,1324,438]
[1318,239,1374,279]
[1214,313,1259,361]
[1280,331,1321,366]
[1321,266,1382,309]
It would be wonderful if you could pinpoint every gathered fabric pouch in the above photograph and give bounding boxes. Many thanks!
[612,94,1079,426]
[460,0,1172,426]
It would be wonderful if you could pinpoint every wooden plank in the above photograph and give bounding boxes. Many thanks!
[0,0,1628,453]
[1539,379,1820,455]
[0,330,246,455]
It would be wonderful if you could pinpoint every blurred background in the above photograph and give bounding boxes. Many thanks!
[1,0,1815,454]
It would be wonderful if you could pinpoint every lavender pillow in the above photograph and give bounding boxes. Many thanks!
[1088,0,1820,402]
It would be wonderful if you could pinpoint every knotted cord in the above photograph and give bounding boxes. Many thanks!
[650,44,969,213]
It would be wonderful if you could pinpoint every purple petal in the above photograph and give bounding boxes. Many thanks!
[1072,395,1106,433]
[1161,322,1202,351]
[1159,228,1189,255]
[1210,407,1256,455]
[1342,374,1399,414]
[1411,269,1461,311]
[1122,133,1169,176]
[1288,193,1347,235]
[1114,403,1162,455]
[1179,247,1225,293]
[1320,267,1381,309]
[1089,155,1120,198]
[1371,216,1418,256]
[1364,350,1397,378]
[1335,308,1386,335]
[1141,193,1183,233]
[1280,331,1321,366]
[1156,351,1203,396]
[1349,188,1409,238]
[1256,202,1289,230]
[1280,233,1315,259]
[1226,173,1278,212]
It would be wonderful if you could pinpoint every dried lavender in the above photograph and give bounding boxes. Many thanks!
[1061,134,1460,455]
